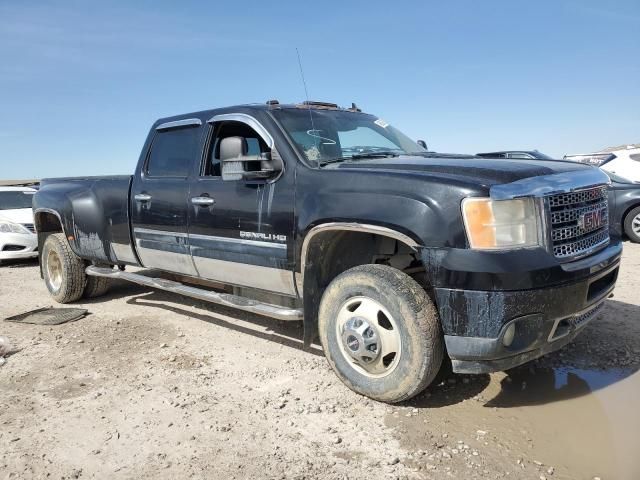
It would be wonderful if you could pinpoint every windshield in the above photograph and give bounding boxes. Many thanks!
[0,191,35,210]
[271,108,426,165]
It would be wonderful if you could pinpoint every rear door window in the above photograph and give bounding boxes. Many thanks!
[146,126,200,177]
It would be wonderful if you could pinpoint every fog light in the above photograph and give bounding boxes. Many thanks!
[502,323,516,347]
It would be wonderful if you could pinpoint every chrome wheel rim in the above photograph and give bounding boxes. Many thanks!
[335,296,401,378]
[46,249,63,291]
[633,213,640,236]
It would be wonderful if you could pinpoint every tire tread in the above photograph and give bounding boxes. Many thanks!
[318,264,444,403]
[43,233,86,303]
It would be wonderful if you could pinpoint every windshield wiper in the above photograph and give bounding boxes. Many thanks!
[350,151,401,159]
[320,151,400,167]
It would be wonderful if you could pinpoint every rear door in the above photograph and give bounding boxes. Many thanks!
[130,119,203,276]
[186,113,297,296]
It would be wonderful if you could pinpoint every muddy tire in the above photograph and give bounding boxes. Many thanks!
[623,206,640,243]
[83,275,111,298]
[318,264,444,403]
[42,233,86,303]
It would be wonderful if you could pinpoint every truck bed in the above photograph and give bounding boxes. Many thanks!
[35,175,138,265]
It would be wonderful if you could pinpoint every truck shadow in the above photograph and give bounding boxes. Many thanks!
[406,372,492,408]
[88,281,639,408]
[123,290,325,357]
[0,258,39,269]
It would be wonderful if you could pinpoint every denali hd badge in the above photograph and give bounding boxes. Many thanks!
[240,231,287,243]
[578,208,606,231]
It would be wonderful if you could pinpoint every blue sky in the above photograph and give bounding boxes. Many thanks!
[1,0,639,179]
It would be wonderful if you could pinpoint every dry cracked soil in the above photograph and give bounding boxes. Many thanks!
[1,243,639,480]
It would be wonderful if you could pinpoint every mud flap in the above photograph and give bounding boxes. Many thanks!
[302,266,322,350]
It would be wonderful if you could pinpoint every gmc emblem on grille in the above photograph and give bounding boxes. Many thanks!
[578,208,606,231]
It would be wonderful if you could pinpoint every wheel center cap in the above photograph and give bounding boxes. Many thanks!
[346,335,360,351]
[341,316,380,363]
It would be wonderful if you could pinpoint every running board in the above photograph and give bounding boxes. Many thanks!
[85,266,303,321]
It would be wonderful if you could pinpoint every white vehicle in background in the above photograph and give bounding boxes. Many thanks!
[564,145,640,183]
[0,187,38,264]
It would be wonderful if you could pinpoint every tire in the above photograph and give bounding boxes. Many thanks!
[623,206,640,243]
[83,275,111,298]
[318,264,444,403]
[42,233,86,303]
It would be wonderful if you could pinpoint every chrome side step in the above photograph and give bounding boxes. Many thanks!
[85,266,303,321]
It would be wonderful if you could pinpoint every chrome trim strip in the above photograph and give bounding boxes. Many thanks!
[189,233,286,250]
[207,113,275,149]
[134,246,196,275]
[297,223,420,293]
[490,168,611,201]
[192,256,296,296]
[132,228,197,275]
[111,242,138,264]
[133,227,188,239]
[156,118,202,131]
[85,266,303,321]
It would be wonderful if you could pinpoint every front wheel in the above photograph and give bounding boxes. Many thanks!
[624,206,640,243]
[42,233,86,303]
[318,264,444,403]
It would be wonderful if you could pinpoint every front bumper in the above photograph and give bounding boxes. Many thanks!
[435,241,621,374]
[0,232,38,261]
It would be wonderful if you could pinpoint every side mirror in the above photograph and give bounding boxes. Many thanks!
[417,139,428,150]
[219,136,281,182]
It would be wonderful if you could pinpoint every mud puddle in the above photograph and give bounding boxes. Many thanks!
[388,365,640,479]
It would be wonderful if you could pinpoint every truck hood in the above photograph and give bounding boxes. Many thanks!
[333,155,591,187]
[0,208,34,225]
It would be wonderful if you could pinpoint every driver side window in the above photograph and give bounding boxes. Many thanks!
[203,122,268,177]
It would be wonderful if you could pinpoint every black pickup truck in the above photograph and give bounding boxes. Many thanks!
[33,100,621,402]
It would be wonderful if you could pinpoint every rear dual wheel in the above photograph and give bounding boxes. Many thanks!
[318,264,444,403]
[42,233,111,302]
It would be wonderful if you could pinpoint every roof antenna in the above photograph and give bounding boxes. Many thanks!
[296,47,320,168]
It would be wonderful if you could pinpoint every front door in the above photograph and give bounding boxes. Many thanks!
[187,115,296,295]
[130,119,203,276]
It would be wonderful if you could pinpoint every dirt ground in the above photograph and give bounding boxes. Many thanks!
[1,243,639,480]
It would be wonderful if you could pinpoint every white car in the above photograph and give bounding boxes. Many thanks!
[0,187,38,264]
[564,145,640,183]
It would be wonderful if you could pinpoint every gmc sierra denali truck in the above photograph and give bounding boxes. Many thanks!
[33,101,621,403]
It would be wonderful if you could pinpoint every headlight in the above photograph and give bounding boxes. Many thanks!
[0,221,31,234]
[462,197,539,249]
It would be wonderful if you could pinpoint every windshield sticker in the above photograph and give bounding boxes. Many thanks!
[374,118,389,128]
[305,146,321,161]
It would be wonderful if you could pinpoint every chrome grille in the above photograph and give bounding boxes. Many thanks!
[547,185,609,260]
[21,223,36,233]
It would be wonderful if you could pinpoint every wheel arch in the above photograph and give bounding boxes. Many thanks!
[34,209,67,278]
[298,222,424,349]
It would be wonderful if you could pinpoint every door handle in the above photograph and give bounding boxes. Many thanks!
[134,193,152,202]
[191,196,215,206]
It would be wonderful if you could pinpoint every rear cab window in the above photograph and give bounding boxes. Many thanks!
[146,125,201,177]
